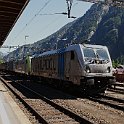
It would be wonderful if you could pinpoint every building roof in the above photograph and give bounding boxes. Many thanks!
[0,0,29,46]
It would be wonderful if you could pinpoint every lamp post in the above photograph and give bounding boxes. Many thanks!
[23,35,29,59]
[25,35,29,45]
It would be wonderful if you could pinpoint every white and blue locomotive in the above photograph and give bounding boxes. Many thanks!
[0,44,115,93]
[31,44,115,92]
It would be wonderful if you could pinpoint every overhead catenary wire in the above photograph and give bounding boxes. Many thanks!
[14,0,75,42]
[38,12,76,18]
[17,0,78,45]
[32,16,63,42]
[38,1,78,18]
[32,1,79,41]
[5,0,78,53]
[13,0,52,43]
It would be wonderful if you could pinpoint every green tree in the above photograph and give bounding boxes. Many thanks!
[112,59,120,68]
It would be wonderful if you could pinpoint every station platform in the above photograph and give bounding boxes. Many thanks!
[0,80,31,124]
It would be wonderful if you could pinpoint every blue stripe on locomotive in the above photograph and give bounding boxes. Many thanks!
[58,48,65,79]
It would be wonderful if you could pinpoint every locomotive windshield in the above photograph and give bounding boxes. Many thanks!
[83,48,96,58]
[96,49,109,60]
[83,48,110,64]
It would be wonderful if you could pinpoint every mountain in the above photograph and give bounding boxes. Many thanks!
[0,52,4,58]
[4,3,124,63]
[0,52,4,63]
[91,6,124,60]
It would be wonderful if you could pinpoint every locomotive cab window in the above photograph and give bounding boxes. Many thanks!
[71,51,75,60]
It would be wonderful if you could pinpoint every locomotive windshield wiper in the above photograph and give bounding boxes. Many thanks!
[102,59,109,64]
[84,57,96,64]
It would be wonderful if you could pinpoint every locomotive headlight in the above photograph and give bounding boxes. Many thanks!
[106,67,111,73]
[86,69,90,73]
[85,65,91,73]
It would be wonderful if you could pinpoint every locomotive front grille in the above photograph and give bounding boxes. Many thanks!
[90,65,107,73]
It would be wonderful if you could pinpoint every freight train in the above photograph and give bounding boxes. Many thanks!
[0,44,115,93]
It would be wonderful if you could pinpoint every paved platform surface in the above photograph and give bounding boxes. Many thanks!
[0,80,31,124]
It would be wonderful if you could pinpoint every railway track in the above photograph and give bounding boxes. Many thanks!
[0,71,124,124]
[0,75,93,124]
[88,94,124,112]
[109,82,124,94]
[108,88,124,94]
[105,92,124,103]
[108,83,124,95]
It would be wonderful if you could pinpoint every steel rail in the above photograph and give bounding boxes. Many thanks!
[0,76,49,124]
[0,76,93,124]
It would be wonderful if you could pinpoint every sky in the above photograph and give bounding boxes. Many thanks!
[0,0,93,54]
